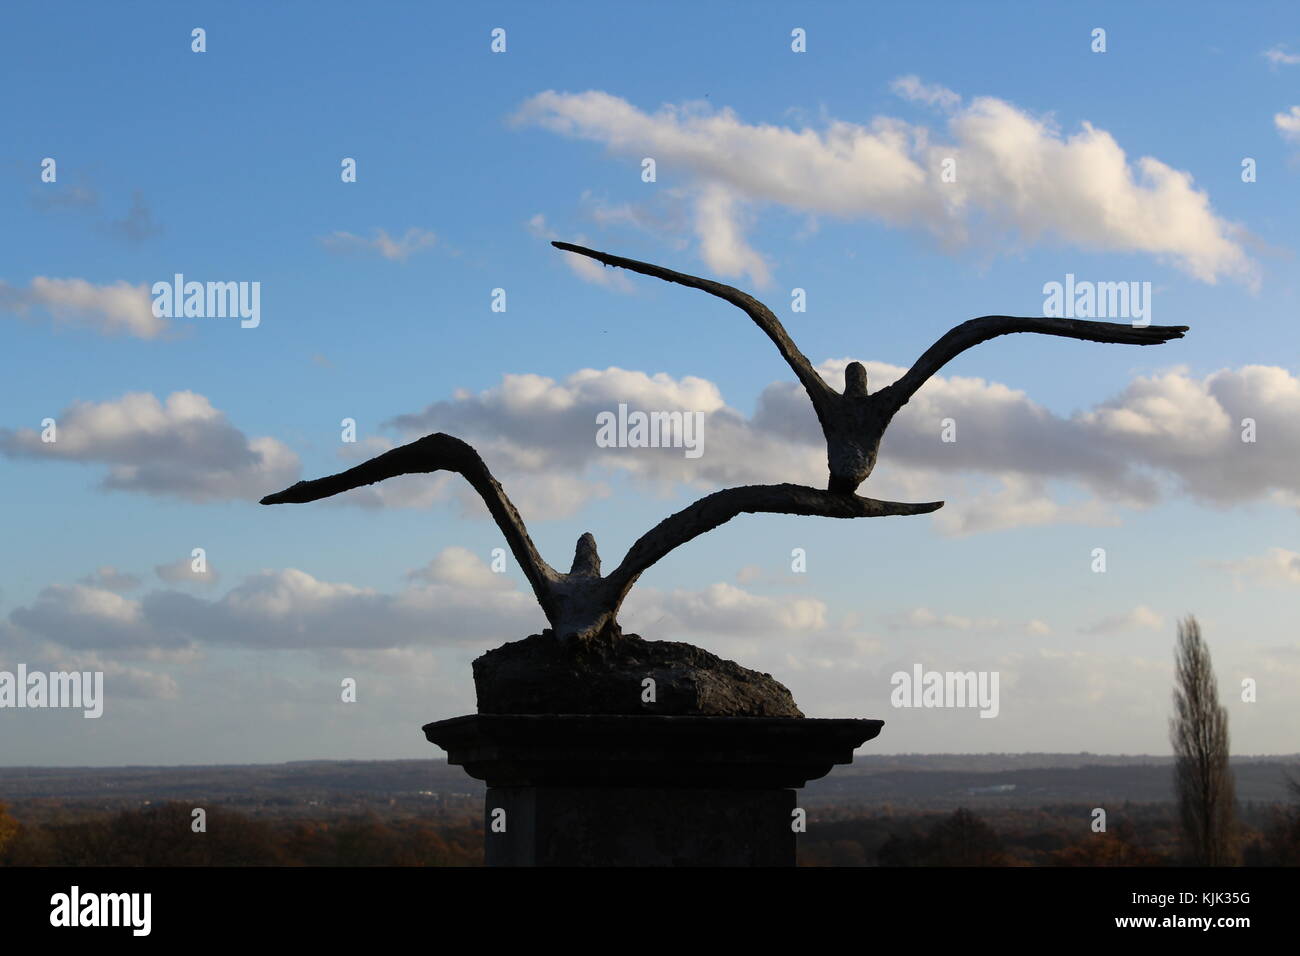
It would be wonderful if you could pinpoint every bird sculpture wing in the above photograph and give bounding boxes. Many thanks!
[260,433,944,617]
[260,433,560,604]
[605,483,943,607]
[552,241,838,423]
[873,315,1190,416]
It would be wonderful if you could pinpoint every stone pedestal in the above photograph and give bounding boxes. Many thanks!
[423,714,883,867]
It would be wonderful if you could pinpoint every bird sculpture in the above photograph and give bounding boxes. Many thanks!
[261,432,941,642]
[552,242,1189,494]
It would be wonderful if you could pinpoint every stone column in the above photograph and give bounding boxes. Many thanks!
[424,714,882,867]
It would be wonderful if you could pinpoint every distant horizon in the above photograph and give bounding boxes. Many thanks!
[4,750,1299,772]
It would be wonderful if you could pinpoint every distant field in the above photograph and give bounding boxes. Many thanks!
[3,754,1296,866]
[1,753,1295,817]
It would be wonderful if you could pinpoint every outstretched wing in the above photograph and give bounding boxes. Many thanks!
[874,315,1189,415]
[604,483,943,606]
[552,241,838,422]
[260,433,560,603]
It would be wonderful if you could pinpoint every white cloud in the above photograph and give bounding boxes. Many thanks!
[1077,364,1300,505]
[5,549,823,654]
[349,358,1300,536]
[928,474,1123,536]
[407,546,506,589]
[623,581,827,635]
[1275,105,1300,142]
[1212,547,1300,588]
[0,277,167,339]
[514,85,1256,285]
[1264,46,1300,66]
[891,74,961,110]
[156,555,221,588]
[9,554,537,653]
[78,566,142,593]
[319,227,437,262]
[0,624,182,700]
[579,189,691,243]
[799,360,1300,514]
[886,607,1001,631]
[0,391,300,502]
[381,365,820,521]
[10,584,170,650]
[692,183,770,286]
[1079,605,1164,635]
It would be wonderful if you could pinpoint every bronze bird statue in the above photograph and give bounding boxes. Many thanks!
[261,433,941,641]
[553,242,1189,494]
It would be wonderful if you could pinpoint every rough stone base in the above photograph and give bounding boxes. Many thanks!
[485,786,796,867]
[473,629,802,717]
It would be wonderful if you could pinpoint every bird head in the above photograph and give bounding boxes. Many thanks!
[844,361,869,397]
[570,532,601,577]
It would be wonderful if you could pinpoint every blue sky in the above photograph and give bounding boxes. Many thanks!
[2,1,1298,764]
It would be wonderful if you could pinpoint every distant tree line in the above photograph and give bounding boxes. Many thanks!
[3,790,1298,867]
[0,801,481,867]
[796,799,1300,867]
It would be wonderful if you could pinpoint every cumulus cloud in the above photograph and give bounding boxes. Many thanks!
[1079,605,1164,635]
[156,555,221,588]
[1264,46,1300,66]
[0,391,300,502]
[381,365,823,522]
[890,75,962,110]
[779,360,1300,520]
[0,624,180,700]
[886,607,1001,631]
[332,434,599,516]
[0,277,167,339]
[692,183,770,286]
[623,581,827,634]
[513,84,1255,285]
[1077,364,1300,505]
[319,227,437,262]
[78,566,142,593]
[1275,105,1300,143]
[1211,547,1300,588]
[875,606,1055,635]
[784,637,1300,751]
[407,546,505,588]
[928,475,1123,536]
[10,584,180,651]
[145,565,536,649]
[5,549,823,654]
[579,189,691,242]
[322,356,1300,536]
[9,552,535,653]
